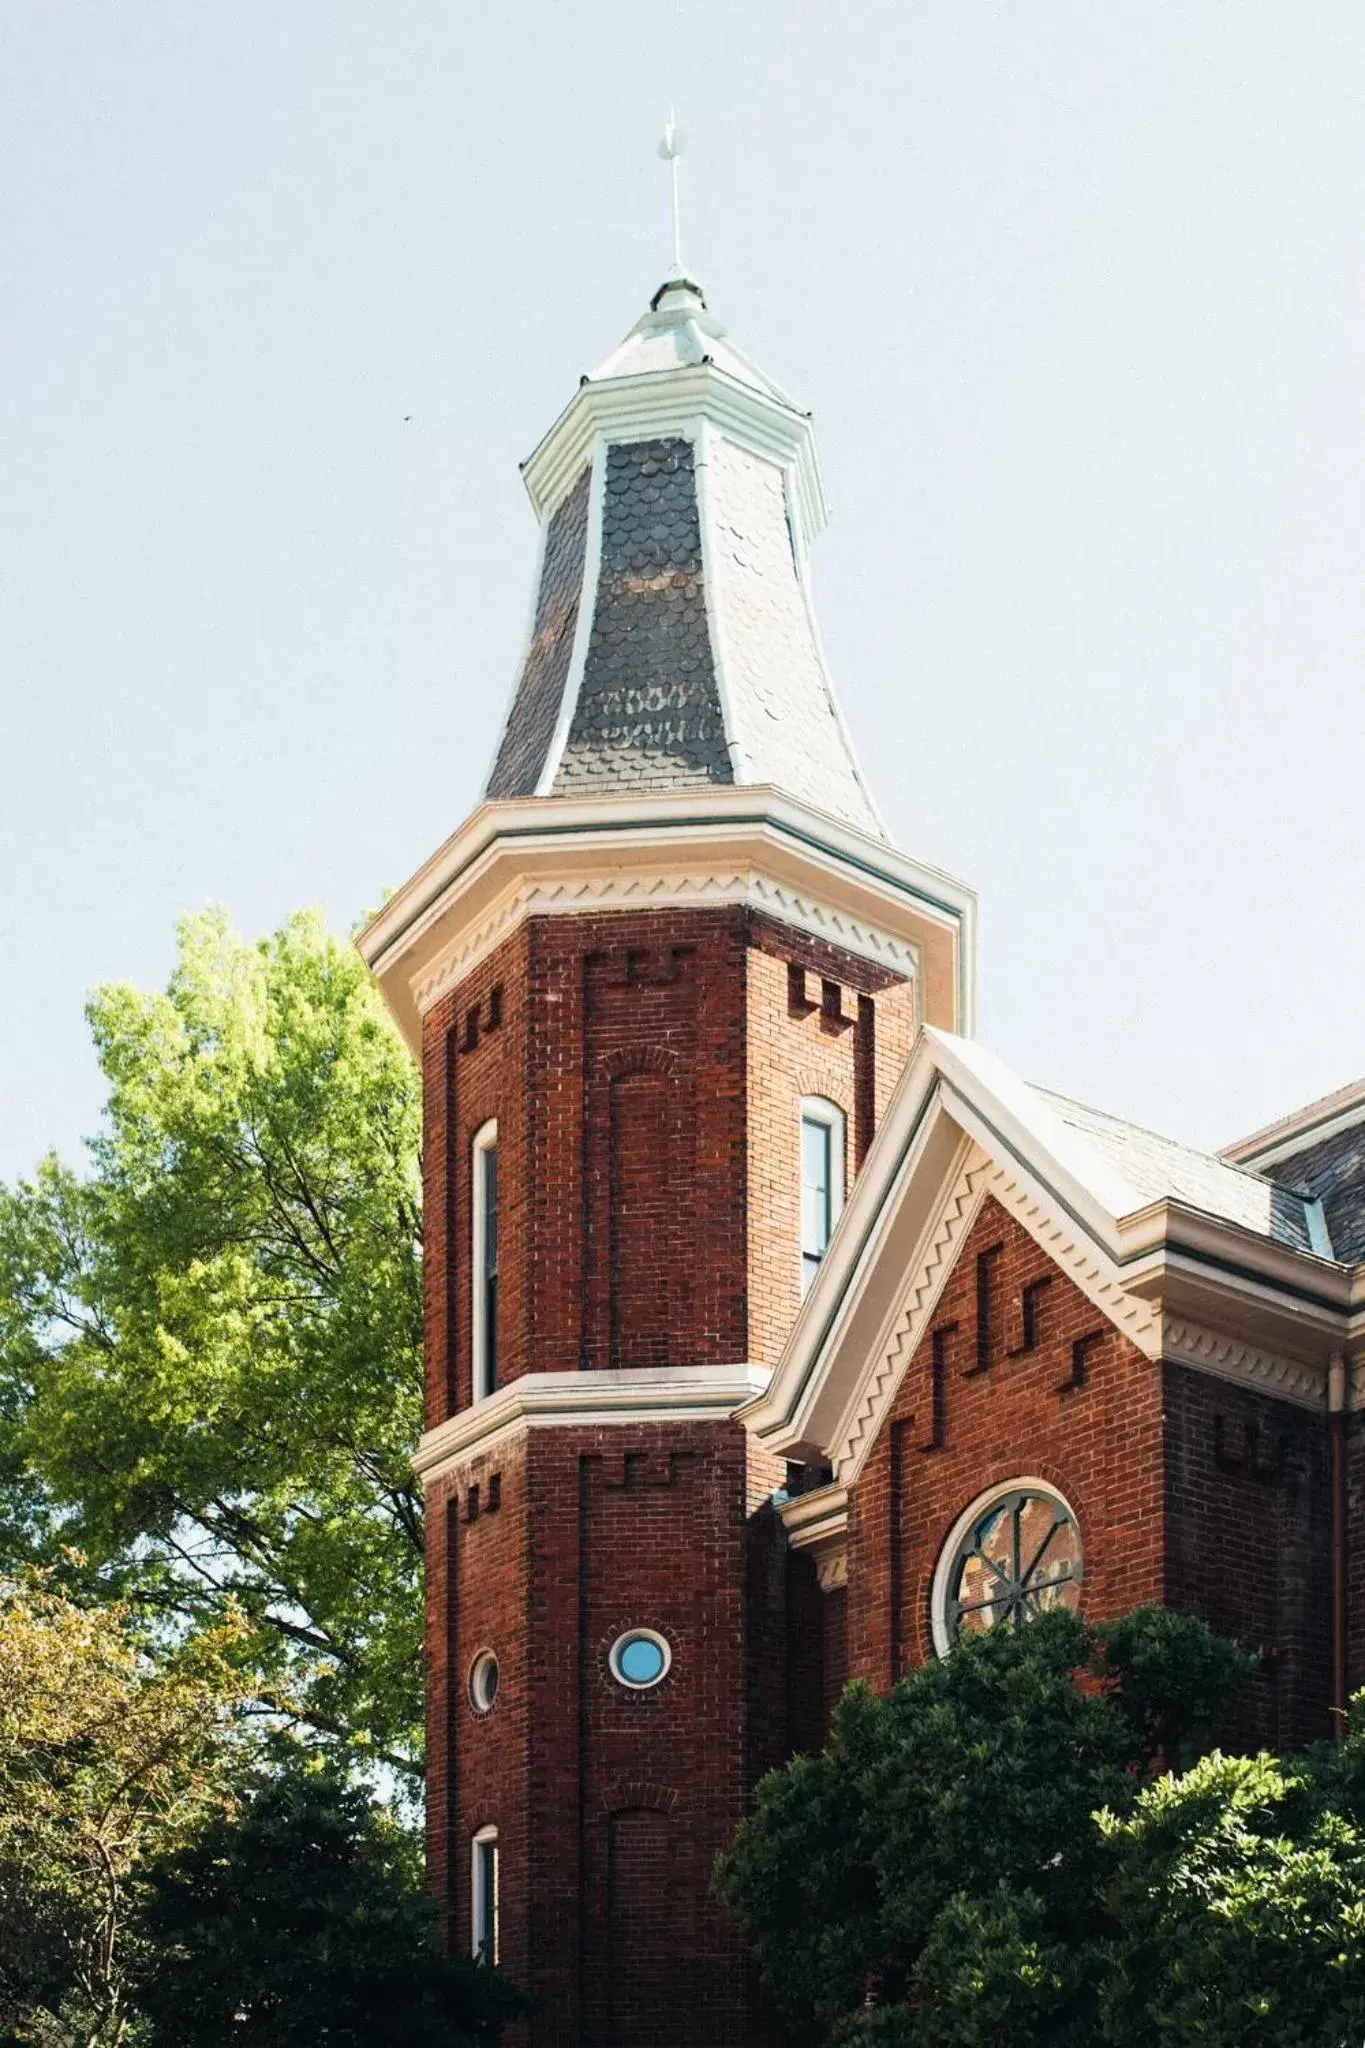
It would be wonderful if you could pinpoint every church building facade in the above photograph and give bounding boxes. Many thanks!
[359,277,1365,2046]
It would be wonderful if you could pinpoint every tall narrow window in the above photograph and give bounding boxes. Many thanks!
[472,1120,499,1401]
[799,1098,845,1295]
[471,1826,499,1964]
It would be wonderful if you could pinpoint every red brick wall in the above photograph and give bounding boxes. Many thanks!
[1163,1363,1332,1749]
[420,901,912,2045]
[745,920,915,1367]
[421,907,914,1415]
[843,1195,1337,1750]
[1350,1418,1365,1702]
[426,1434,530,1967]
[422,926,531,1428]
[846,1198,1165,1687]
[432,1420,761,2047]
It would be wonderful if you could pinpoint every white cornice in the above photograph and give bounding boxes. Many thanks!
[741,1028,1355,1482]
[409,867,925,1022]
[413,1364,771,1486]
[1161,1319,1327,1410]
[778,1482,849,1591]
[357,788,974,1053]
[520,361,829,558]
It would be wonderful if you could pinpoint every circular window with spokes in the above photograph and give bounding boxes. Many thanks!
[468,1650,500,1714]
[608,1629,671,1691]
[931,1482,1082,1656]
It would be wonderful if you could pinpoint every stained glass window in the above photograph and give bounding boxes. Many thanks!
[936,1486,1082,1651]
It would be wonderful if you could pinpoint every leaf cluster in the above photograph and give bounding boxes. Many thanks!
[0,1572,252,2047]
[0,909,424,1773]
[131,1760,532,2047]
[714,1605,1267,2047]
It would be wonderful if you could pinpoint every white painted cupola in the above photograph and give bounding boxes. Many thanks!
[484,277,882,834]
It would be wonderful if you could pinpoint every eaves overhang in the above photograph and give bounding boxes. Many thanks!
[741,1027,1363,1470]
[413,1364,771,1486]
[520,360,828,557]
[357,787,977,1055]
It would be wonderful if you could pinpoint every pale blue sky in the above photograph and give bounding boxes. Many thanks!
[3,3,1363,1181]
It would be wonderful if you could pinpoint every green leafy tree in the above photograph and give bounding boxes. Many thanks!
[0,910,424,1775]
[1096,1714,1365,2047]
[132,1760,531,2047]
[714,1606,1254,2047]
[0,1574,251,2048]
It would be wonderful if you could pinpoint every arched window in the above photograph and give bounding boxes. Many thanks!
[799,1098,845,1294]
[471,1825,499,1964]
[931,1481,1083,1657]
[471,1120,499,1401]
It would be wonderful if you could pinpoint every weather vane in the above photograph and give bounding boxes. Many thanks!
[657,109,686,279]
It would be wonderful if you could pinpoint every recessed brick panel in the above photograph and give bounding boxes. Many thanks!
[419,899,914,2043]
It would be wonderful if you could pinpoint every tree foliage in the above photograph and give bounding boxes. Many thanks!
[131,1760,532,2047]
[715,1606,1273,2047]
[0,1574,250,2048]
[1097,1721,1365,2048]
[0,909,424,1774]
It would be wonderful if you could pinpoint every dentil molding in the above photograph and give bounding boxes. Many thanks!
[1160,1318,1328,1410]
[411,867,924,1017]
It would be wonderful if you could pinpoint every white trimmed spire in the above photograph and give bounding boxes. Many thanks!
[485,281,884,838]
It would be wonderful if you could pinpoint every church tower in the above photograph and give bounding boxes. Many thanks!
[360,275,976,2046]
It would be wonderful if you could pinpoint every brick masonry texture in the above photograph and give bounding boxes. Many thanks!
[845,1198,1167,1694]
[436,1420,783,2047]
[553,438,732,796]
[1162,1362,1331,1748]
[486,466,592,799]
[841,1197,1337,1751]
[744,921,914,1367]
[421,890,1350,2046]
[421,898,913,2045]
[420,904,914,1423]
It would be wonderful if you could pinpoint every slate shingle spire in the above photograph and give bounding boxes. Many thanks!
[484,278,885,837]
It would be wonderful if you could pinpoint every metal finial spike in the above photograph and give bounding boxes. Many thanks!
[657,108,686,278]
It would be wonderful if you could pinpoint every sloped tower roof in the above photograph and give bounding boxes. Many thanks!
[484,278,885,836]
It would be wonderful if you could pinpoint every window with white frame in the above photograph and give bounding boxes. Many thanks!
[471,1826,499,1964]
[799,1098,845,1294]
[930,1481,1083,1658]
[471,1120,499,1401]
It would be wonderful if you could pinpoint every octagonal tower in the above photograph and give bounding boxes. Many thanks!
[360,276,976,2047]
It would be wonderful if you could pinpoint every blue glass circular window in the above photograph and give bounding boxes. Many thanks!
[609,1629,671,1690]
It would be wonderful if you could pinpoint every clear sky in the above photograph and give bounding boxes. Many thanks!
[3,3,1363,1182]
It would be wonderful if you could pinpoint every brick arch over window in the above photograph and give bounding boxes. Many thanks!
[596,1043,682,1083]
[793,1067,849,1107]
[600,1778,680,1815]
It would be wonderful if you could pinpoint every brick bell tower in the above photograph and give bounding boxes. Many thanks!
[360,276,977,2046]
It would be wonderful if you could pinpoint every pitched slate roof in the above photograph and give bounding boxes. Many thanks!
[925,1031,1325,1255]
[483,280,884,836]
[1034,1088,1321,1254]
[1222,1075,1365,1263]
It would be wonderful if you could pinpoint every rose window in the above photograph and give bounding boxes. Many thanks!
[934,1485,1082,1654]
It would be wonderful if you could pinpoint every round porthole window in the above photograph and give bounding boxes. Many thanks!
[468,1650,500,1713]
[931,1482,1082,1657]
[608,1629,671,1690]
